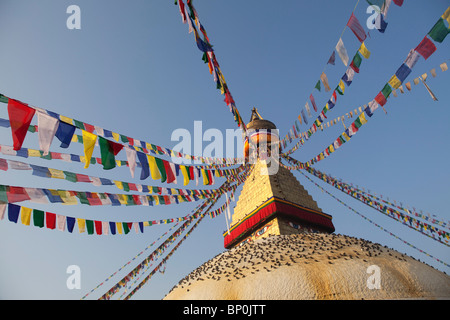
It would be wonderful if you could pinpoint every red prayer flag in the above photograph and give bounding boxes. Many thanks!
[375,92,387,106]
[95,220,102,235]
[7,186,30,203]
[163,160,176,184]
[415,36,437,60]
[46,212,56,229]
[84,123,95,133]
[346,13,367,43]
[7,99,36,150]
[309,94,317,112]
[393,0,403,6]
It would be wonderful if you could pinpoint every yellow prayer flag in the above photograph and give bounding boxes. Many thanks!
[413,78,420,85]
[147,155,161,180]
[58,190,77,205]
[358,42,371,59]
[153,195,159,206]
[60,115,74,125]
[21,207,32,226]
[388,74,402,89]
[180,165,189,186]
[440,62,448,72]
[111,132,120,142]
[77,218,86,233]
[342,132,350,141]
[71,134,79,143]
[338,80,345,94]
[117,194,127,205]
[359,112,368,125]
[28,149,41,157]
[442,6,450,25]
[82,130,97,169]
[48,168,65,179]
[114,180,124,190]
[329,144,335,153]
[116,222,123,234]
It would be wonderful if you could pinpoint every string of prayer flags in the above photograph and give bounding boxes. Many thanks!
[300,6,450,167]
[0,202,198,236]
[298,168,449,268]
[7,99,36,151]
[304,166,450,246]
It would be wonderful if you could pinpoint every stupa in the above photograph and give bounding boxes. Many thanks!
[164,110,450,300]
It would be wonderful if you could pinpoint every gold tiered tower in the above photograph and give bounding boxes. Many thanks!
[223,109,335,249]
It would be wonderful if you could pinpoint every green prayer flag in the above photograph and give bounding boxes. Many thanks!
[381,83,392,99]
[315,80,321,91]
[120,135,129,144]
[33,209,45,228]
[99,136,116,170]
[122,182,130,192]
[0,185,7,203]
[0,94,8,104]
[336,85,344,95]
[154,157,167,183]
[76,192,90,205]
[122,222,130,234]
[86,220,94,234]
[73,120,85,130]
[354,117,362,129]
[63,171,78,182]
[352,52,362,69]
[428,18,450,43]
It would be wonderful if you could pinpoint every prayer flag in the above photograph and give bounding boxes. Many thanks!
[46,212,56,230]
[388,74,401,89]
[20,207,31,226]
[375,13,388,33]
[358,42,371,59]
[137,151,150,180]
[404,49,420,69]
[301,109,308,125]
[7,99,36,150]
[395,63,411,82]
[8,203,20,223]
[99,136,123,170]
[327,51,336,65]
[314,80,321,92]
[347,12,366,42]
[37,111,59,156]
[428,18,450,43]
[415,36,437,60]
[125,147,136,178]
[147,155,161,180]
[335,38,349,66]
[350,53,362,73]
[320,72,331,92]
[55,121,76,148]
[155,157,167,183]
[310,94,317,112]
[342,67,355,86]
[381,83,392,99]
[82,130,97,169]
[33,209,45,228]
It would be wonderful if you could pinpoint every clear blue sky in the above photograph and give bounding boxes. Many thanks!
[0,0,449,300]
